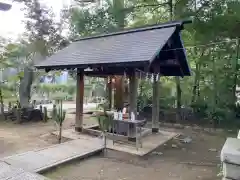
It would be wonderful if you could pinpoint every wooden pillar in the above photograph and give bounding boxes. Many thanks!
[129,70,138,116]
[107,76,113,109]
[75,69,84,132]
[152,73,159,133]
[114,76,124,110]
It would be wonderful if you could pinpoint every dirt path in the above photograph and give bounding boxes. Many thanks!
[0,120,56,158]
[0,113,96,158]
[0,111,230,180]
[45,128,228,180]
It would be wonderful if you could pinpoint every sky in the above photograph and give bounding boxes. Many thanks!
[0,0,72,40]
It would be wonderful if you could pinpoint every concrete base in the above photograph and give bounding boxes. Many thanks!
[83,125,152,139]
[152,128,159,133]
[128,137,136,142]
[223,162,240,180]
[52,128,179,156]
[75,127,82,132]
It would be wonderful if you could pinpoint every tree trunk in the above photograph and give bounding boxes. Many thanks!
[191,63,201,104]
[233,40,240,106]
[168,0,182,122]
[58,125,62,143]
[0,88,4,114]
[175,77,182,121]
[212,55,218,128]
[19,67,34,108]
[113,0,125,110]
[114,76,124,110]
[103,130,107,156]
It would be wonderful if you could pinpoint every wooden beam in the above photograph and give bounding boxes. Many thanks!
[75,69,84,132]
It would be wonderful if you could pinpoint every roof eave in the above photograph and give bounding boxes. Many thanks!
[35,61,150,72]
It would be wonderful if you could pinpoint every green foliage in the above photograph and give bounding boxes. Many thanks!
[38,83,75,93]
[35,83,76,101]
[52,100,66,126]
[28,0,240,128]
[1,0,240,127]
[52,92,69,101]
[97,114,113,132]
[96,100,112,132]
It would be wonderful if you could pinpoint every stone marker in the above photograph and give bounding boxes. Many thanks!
[221,138,240,180]
[221,138,240,165]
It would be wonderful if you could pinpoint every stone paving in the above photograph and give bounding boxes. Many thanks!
[0,161,49,180]
[0,138,103,180]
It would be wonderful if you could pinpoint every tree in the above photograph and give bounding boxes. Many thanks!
[17,0,239,127]
[52,99,66,143]
[16,0,69,108]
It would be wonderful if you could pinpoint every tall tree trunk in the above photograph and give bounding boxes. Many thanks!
[175,77,182,121]
[169,0,182,121]
[113,0,125,110]
[212,54,218,128]
[233,40,240,106]
[0,88,4,114]
[19,67,34,108]
[191,63,200,104]
[191,50,205,104]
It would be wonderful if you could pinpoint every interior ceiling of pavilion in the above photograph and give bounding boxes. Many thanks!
[35,20,191,77]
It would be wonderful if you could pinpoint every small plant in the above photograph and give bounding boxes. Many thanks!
[52,100,66,143]
[96,101,112,155]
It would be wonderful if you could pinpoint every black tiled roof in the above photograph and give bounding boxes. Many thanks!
[35,20,191,76]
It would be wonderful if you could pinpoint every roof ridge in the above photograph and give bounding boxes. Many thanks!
[73,19,191,42]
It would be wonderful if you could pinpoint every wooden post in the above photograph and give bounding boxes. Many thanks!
[107,76,113,109]
[129,70,138,116]
[114,76,124,110]
[75,69,84,132]
[152,73,159,133]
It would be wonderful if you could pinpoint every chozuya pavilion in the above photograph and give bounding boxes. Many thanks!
[35,20,191,135]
